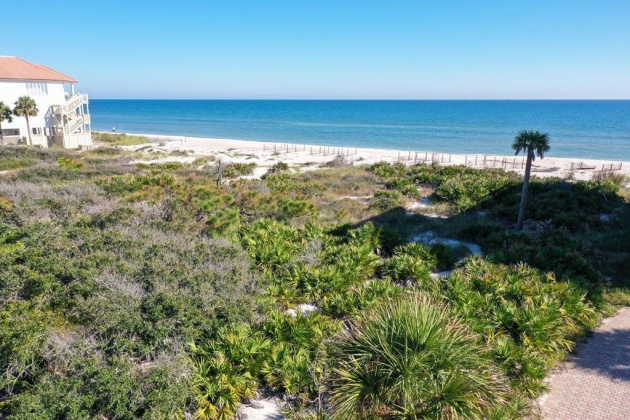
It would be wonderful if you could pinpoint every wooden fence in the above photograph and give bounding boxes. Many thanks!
[264,142,624,173]
[265,143,359,156]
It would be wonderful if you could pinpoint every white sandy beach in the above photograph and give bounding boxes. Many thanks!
[111,132,630,182]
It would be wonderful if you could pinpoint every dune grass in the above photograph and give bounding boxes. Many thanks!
[92,131,149,146]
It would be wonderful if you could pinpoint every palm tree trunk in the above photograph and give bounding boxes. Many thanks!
[516,149,533,230]
[25,116,32,146]
[0,121,3,145]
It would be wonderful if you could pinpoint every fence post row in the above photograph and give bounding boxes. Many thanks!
[264,144,622,175]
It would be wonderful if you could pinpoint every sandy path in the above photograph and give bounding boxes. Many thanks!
[539,307,630,419]
[238,398,283,420]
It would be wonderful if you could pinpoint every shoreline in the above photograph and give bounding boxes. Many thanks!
[102,131,630,181]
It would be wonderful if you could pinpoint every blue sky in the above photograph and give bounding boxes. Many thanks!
[2,1,629,99]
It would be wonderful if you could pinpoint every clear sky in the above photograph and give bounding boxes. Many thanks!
[2,0,629,99]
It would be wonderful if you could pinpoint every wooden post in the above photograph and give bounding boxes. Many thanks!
[415,152,418,163]
[465,155,468,166]
[483,155,486,166]
[398,151,400,162]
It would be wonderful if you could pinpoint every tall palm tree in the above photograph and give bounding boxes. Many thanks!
[0,102,13,145]
[512,129,550,230]
[13,96,38,146]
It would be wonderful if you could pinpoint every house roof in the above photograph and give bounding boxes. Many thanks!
[0,56,77,82]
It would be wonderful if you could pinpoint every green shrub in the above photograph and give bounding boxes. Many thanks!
[261,311,341,397]
[328,293,515,418]
[369,190,402,211]
[443,257,596,396]
[223,162,257,178]
[241,219,306,270]
[271,161,289,172]
[93,132,148,146]
[190,325,270,419]
[57,156,84,171]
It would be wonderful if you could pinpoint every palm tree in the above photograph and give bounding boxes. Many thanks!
[327,293,510,418]
[0,102,13,145]
[13,96,38,146]
[512,129,550,230]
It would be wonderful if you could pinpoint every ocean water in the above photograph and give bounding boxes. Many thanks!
[90,100,630,160]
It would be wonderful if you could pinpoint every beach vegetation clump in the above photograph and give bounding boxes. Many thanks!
[327,294,516,419]
[92,131,149,146]
[57,156,84,171]
[270,161,290,172]
[370,161,519,212]
[222,162,257,179]
[369,190,402,211]
[441,258,596,396]
[0,146,66,171]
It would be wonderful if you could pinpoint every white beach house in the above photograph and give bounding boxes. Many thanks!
[0,56,91,148]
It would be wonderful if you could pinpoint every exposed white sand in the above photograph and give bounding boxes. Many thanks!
[112,132,630,182]
[238,397,283,420]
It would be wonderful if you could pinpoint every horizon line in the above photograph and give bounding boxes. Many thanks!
[90,98,630,101]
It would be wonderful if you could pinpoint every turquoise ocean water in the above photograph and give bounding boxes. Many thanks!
[90,100,630,160]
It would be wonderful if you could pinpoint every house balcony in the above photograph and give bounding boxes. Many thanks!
[52,94,89,116]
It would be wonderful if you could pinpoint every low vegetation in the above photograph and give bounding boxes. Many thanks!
[0,145,627,418]
[92,131,149,146]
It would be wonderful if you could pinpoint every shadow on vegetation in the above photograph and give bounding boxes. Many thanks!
[348,172,630,305]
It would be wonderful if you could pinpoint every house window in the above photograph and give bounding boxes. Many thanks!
[0,129,20,136]
[32,127,43,135]
[26,82,48,96]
